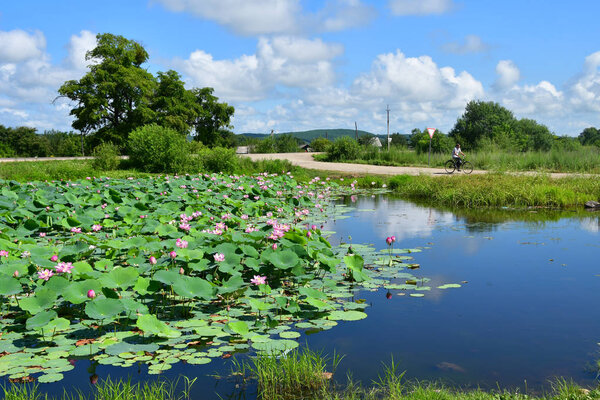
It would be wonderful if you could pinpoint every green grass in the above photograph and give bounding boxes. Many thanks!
[1,377,195,400]
[233,347,343,400]
[230,349,600,400]
[380,173,600,208]
[316,146,600,174]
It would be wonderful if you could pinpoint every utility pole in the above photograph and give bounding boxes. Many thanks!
[386,105,390,151]
[355,121,358,141]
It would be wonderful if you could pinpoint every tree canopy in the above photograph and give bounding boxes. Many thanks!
[58,33,234,150]
[449,100,554,152]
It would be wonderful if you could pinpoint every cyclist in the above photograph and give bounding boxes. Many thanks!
[452,144,465,170]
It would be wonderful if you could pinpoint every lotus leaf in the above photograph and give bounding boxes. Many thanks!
[137,314,181,338]
[85,298,126,320]
[326,310,367,321]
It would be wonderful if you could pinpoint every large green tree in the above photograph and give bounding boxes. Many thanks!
[449,100,516,150]
[58,33,234,151]
[578,127,600,147]
[58,33,156,149]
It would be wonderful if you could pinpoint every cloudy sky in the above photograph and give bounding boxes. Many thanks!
[1,0,600,136]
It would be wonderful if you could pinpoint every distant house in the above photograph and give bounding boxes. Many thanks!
[369,137,383,148]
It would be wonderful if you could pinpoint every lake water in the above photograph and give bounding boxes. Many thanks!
[20,195,600,398]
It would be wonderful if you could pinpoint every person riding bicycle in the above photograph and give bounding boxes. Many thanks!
[452,144,465,170]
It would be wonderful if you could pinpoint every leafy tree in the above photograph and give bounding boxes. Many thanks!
[326,137,360,161]
[310,137,331,152]
[58,33,156,149]
[578,127,600,147]
[358,134,375,146]
[191,88,234,147]
[411,128,454,154]
[449,100,516,150]
[151,70,196,134]
[515,119,554,151]
[0,125,49,157]
[390,133,408,147]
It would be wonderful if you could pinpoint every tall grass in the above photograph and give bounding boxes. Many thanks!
[385,174,600,208]
[322,146,600,173]
[1,377,195,400]
[233,347,343,399]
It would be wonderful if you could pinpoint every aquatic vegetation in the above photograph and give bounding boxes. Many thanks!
[0,173,445,384]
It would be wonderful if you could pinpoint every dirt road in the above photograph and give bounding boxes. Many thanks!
[242,152,483,176]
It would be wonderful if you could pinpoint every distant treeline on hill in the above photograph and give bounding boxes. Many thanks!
[240,129,376,142]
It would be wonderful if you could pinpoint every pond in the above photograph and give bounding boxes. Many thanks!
[5,193,600,398]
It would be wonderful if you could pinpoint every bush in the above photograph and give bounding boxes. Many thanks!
[199,147,238,173]
[128,124,190,173]
[310,137,331,152]
[91,142,120,171]
[326,137,360,161]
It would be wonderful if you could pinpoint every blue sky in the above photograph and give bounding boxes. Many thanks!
[1,0,600,136]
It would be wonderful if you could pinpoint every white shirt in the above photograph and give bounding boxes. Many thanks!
[452,147,461,158]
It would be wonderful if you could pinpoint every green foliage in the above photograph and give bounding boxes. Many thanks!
[411,129,454,154]
[59,33,156,149]
[326,136,360,161]
[91,142,121,171]
[253,134,300,153]
[199,146,238,173]
[310,137,332,152]
[58,33,234,150]
[127,124,190,173]
[449,100,554,152]
[578,127,600,147]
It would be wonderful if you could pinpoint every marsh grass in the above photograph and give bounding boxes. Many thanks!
[234,347,343,399]
[384,174,600,208]
[1,377,195,400]
[318,146,600,173]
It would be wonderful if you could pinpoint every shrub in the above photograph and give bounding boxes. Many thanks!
[128,124,190,173]
[199,146,238,173]
[326,136,360,161]
[254,137,276,153]
[311,137,331,152]
[91,142,120,171]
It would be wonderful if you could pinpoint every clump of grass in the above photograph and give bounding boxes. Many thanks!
[1,377,195,400]
[235,347,343,399]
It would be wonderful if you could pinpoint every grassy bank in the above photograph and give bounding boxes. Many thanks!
[351,173,600,208]
[228,348,599,400]
[316,146,600,174]
[0,157,319,183]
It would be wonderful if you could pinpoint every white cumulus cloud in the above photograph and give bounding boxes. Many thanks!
[388,0,455,16]
[151,0,373,36]
[494,60,520,90]
[0,30,46,63]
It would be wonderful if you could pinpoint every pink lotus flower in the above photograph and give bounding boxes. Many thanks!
[92,224,102,232]
[51,255,58,262]
[70,227,82,233]
[213,253,225,262]
[176,238,188,249]
[386,237,393,246]
[179,267,185,275]
[391,236,396,242]
[87,289,96,299]
[169,251,177,259]
[149,256,157,265]
[306,231,312,238]
[250,275,267,285]
[0,250,9,257]
[37,269,54,281]
[55,262,74,274]
[272,243,277,250]
[39,232,46,237]
[179,223,191,231]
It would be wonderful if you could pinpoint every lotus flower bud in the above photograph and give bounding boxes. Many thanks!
[386,291,392,300]
[149,256,157,265]
[169,251,177,259]
[386,237,393,246]
[179,267,184,275]
[87,289,96,299]
[272,243,277,250]
[13,270,19,278]
[51,255,58,262]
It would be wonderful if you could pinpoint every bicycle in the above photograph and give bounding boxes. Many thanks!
[444,158,473,174]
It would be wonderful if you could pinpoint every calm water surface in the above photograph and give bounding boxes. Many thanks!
[24,195,600,398]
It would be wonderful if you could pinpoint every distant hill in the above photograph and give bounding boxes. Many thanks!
[240,129,376,142]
